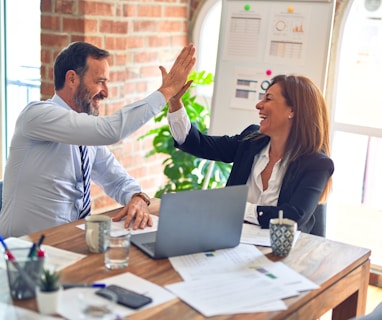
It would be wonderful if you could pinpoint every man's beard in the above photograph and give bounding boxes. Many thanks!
[73,81,99,116]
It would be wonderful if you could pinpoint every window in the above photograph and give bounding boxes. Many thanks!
[191,0,222,98]
[0,0,41,175]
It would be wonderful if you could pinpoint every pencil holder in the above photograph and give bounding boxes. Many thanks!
[5,247,45,300]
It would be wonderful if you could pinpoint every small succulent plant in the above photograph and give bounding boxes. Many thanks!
[39,268,61,292]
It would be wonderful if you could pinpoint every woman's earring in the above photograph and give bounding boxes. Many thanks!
[288,115,293,119]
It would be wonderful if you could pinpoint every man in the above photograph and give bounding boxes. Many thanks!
[0,41,195,237]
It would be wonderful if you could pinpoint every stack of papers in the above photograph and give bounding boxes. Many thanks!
[166,244,318,317]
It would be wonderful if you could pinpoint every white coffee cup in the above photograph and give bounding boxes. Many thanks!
[85,215,111,253]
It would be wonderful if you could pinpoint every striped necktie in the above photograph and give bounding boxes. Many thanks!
[79,145,91,218]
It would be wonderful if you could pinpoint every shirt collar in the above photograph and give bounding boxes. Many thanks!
[50,94,71,110]
[259,142,289,168]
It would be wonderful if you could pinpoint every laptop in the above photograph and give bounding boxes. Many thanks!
[131,185,248,259]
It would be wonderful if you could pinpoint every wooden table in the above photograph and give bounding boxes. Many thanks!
[10,207,370,320]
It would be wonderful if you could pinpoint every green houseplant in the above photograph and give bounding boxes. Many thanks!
[139,71,232,197]
[39,268,61,292]
[35,268,62,315]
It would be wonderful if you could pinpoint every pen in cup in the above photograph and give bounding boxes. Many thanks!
[0,235,38,290]
[0,235,20,264]
[37,234,45,248]
[27,243,37,258]
[36,234,46,257]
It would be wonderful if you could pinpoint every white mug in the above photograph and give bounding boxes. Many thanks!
[85,215,111,253]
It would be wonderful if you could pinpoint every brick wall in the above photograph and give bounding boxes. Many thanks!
[40,0,202,214]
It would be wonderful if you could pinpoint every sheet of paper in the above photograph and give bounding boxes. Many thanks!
[166,274,294,317]
[58,272,176,320]
[241,223,272,246]
[76,214,159,237]
[1,237,85,272]
[241,223,301,247]
[169,244,272,281]
[263,261,319,292]
[169,243,318,293]
[0,302,62,320]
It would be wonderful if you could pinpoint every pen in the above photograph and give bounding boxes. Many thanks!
[0,235,9,250]
[37,234,45,248]
[36,234,46,258]
[0,235,14,260]
[27,242,37,258]
[62,283,107,289]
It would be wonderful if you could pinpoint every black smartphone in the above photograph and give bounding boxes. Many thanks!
[95,284,153,309]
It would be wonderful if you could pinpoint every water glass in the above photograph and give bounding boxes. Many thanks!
[78,288,117,320]
[104,233,131,269]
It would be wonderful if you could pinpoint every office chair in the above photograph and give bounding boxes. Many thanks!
[310,204,327,237]
[349,302,382,320]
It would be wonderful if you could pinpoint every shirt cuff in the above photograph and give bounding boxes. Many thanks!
[168,107,191,145]
[244,202,259,225]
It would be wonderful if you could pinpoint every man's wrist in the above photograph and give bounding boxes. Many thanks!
[158,87,172,102]
[132,192,151,206]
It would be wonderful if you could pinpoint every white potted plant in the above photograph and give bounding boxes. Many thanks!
[35,268,62,315]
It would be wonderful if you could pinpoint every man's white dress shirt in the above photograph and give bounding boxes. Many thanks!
[0,92,165,237]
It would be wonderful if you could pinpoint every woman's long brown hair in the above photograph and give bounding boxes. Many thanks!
[247,75,332,203]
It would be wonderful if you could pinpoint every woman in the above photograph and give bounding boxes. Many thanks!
[167,74,334,234]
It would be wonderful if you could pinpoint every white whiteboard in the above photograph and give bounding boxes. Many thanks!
[209,0,335,136]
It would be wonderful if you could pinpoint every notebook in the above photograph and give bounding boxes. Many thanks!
[131,185,248,259]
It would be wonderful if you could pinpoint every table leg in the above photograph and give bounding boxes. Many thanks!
[332,260,370,320]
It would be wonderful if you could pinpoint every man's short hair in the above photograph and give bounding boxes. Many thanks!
[54,42,110,90]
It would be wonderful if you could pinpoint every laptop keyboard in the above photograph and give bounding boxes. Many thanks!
[142,242,155,252]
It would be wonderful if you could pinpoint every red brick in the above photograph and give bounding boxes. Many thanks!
[136,81,147,93]
[100,20,128,34]
[41,0,53,13]
[164,6,187,18]
[123,4,137,17]
[159,20,185,32]
[133,51,159,63]
[133,20,158,33]
[137,5,162,17]
[82,36,103,48]
[79,2,114,16]
[41,33,70,48]
[63,17,85,32]
[41,15,61,31]
[55,0,76,15]
[147,36,171,47]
